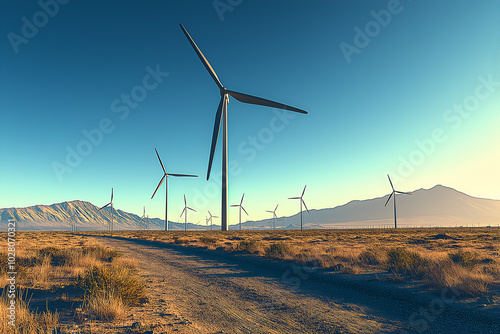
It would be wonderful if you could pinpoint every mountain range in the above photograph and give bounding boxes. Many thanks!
[1,185,499,231]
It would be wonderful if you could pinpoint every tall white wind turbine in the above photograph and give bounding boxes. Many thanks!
[230,193,248,230]
[289,185,309,230]
[99,188,114,231]
[151,148,197,231]
[384,174,411,229]
[180,24,308,231]
[180,194,196,231]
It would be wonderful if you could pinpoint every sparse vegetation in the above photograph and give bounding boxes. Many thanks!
[0,232,146,331]
[102,227,500,299]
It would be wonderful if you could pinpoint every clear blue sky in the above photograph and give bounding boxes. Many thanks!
[1,0,499,224]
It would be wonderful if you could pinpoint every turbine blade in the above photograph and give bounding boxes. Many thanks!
[155,148,167,175]
[226,90,307,114]
[213,216,219,218]
[180,207,186,217]
[184,194,187,206]
[99,203,111,211]
[188,207,197,212]
[384,192,394,206]
[208,210,212,217]
[289,197,300,200]
[302,185,307,197]
[302,199,309,213]
[111,188,113,202]
[151,175,166,199]
[207,96,224,180]
[396,191,412,195]
[275,204,279,212]
[241,193,245,205]
[387,174,395,191]
[266,210,273,213]
[230,205,239,207]
[241,207,248,216]
[179,24,223,90]
[168,173,198,177]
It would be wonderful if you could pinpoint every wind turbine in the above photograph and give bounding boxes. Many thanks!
[99,188,114,231]
[289,185,309,230]
[139,206,149,230]
[230,193,248,230]
[151,148,197,231]
[180,195,196,231]
[207,210,219,231]
[384,174,411,229]
[180,24,308,231]
[266,204,279,230]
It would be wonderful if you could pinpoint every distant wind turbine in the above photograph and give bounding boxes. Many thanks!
[180,24,308,231]
[139,206,149,230]
[151,148,197,231]
[384,174,411,229]
[180,194,196,231]
[289,185,309,230]
[266,204,279,230]
[99,188,114,231]
[230,193,248,230]
[207,210,219,231]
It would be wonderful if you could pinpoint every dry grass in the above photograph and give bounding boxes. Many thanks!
[0,289,60,334]
[83,291,126,322]
[96,227,500,297]
[0,232,146,330]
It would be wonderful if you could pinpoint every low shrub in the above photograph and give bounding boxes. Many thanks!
[199,236,217,245]
[265,242,291,258]
[359,247,386,266]
[237,240,264,253]
[448,250,479,268]
[76,264,147,307]
[386,247,430,277]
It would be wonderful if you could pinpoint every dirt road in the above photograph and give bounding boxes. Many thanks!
[91,236,498,334]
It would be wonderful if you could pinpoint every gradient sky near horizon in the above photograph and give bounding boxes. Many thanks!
[1,0,499,224]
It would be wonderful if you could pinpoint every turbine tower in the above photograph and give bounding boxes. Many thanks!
[289,185,309,230]
[99,188,114,231]
[180,194,196,231]
[151,148,197,231]
[266,204,279,230]
[180,24,308,231]
[230,193,248,230]
[207,210,219,231]
[384,174,411,229]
